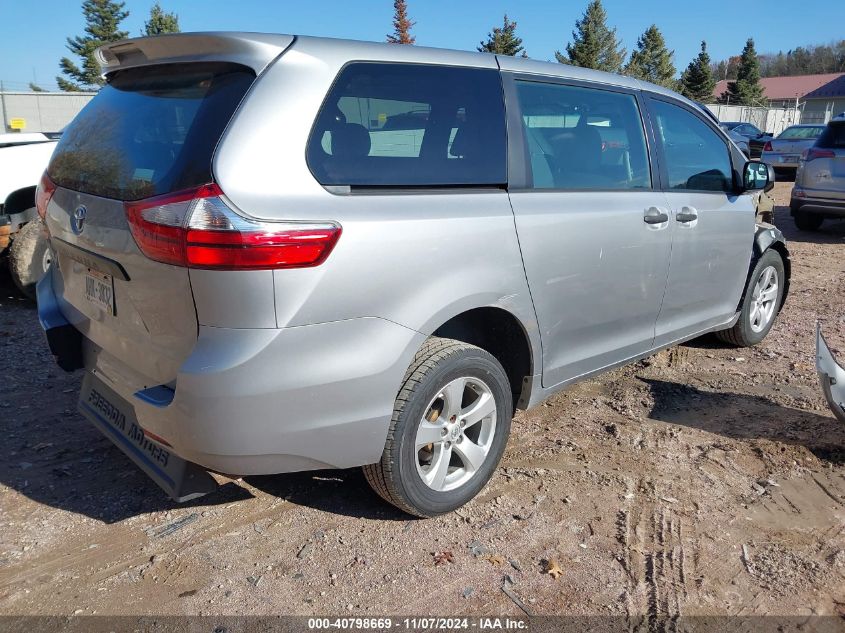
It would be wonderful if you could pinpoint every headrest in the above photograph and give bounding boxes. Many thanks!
[450,124,478,158]
[331,123,371,158]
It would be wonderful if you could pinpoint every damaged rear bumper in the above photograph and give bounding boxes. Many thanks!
[816,323,845,424]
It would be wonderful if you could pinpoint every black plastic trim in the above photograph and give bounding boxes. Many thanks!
[51,237,130,281]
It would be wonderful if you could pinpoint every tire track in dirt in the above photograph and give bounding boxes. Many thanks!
[618,478,698,630]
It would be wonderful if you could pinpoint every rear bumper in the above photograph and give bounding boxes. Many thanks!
[38,268,426,476]
[761,152,799,169]
[790,195,845,217]
[36,269,84,372]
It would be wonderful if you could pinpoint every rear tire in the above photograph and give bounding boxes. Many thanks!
[9,219,51,301]
[793,211,823,232]
[363,337,512,517]
[715,249,785,347]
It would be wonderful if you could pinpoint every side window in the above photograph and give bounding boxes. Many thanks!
[514,81,651,190]
[651,99,734,193]
[307,63,507,187]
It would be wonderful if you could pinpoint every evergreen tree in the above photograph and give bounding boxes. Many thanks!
[386,0,415,45]
[679,41,716,102]
[624,25,675,88]
[556,0,625,73]
[723,38,766,106]
[478,14,526,57]
[144,2,180,36]
[58,0,129,91]
[29,83,47,92]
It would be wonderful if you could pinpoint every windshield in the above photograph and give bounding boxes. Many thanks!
[778,126,825,140]
[48,62,254,201]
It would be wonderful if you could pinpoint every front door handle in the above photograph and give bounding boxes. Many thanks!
[644,207,669,224]
[676,206,698,223]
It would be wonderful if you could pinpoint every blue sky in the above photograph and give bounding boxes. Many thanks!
[1,0,843,90]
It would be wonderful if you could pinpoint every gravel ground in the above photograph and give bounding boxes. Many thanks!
[0,181,844,618]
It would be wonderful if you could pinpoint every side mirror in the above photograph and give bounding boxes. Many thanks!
[743,160,775,193]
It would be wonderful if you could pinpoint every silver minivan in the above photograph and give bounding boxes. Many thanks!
[37,33,789,517]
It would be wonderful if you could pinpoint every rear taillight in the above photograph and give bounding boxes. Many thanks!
[804,147,836,162]
[36,172,57,220]
[125,184,341,270]
[763,141,773,152]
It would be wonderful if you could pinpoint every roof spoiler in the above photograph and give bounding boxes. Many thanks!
[95,32,296,77]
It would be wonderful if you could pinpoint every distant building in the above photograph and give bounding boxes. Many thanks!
[713,73,845,123]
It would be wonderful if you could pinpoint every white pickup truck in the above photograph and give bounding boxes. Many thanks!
[0,132,57,298]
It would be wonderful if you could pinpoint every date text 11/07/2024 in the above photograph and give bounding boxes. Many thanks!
[307,618,528,630]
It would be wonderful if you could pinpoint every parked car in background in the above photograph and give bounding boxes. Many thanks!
[726,128,751,157]
[0,133,58,298]
[37,33,788,516]
[695,104,749,156]
[720,121,772,157]
[761,124,826,170]
[790,113,845,231]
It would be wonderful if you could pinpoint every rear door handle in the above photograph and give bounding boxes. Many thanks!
[676,206,698,223]
[644,207,669,224]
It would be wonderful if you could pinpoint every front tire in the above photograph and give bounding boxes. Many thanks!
[715,249,785,347]
[9,219,51,300]
[364,337,512,517]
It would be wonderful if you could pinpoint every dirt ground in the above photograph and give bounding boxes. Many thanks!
[1,181,844,619]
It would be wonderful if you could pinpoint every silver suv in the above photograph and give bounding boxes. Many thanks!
[791,113,845,231]
[36,33,789,517]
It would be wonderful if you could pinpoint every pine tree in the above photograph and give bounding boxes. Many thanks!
[723,38,766,106]
[386,0,415,45]
[679,41,716,102]
[624,25,675,88]
[556,0,625,73]
[144,2,180,36]
[58,0,129,91]
[478,14,526,57]
[29,83,47,92]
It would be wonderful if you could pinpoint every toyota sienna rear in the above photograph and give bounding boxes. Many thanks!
[37,32,787,516]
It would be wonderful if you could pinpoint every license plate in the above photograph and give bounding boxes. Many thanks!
[78,373,218,502]
[84,269,115,315]
[781,155,799,163]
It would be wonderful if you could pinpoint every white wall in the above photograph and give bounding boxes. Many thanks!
[0,91,96,133]
[704,104,800,135]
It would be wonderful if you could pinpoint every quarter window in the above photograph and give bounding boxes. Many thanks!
[307,63,507,187]
[651,99,734,193]
[514,81,651,190]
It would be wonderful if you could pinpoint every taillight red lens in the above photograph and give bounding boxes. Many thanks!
[35,172,57,220]
[125,184,341,270]
[804,148,836,161]
[763,141,773,152]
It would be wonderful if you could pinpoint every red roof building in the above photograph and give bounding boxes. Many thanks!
[714,73,845,104]
[713,72,845,123]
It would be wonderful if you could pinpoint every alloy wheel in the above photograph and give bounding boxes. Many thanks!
[414,376,497,492]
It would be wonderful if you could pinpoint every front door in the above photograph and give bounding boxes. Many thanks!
[647,97,755,347]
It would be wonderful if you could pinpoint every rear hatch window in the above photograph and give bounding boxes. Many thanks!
[48,62,255,200]
[817,121,845,149]
[44,62,255,388]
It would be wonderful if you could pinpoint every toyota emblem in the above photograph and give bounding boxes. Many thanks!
[71,205,87,235]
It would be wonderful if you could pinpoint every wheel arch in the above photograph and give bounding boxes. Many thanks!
[428,305,538,411]
[3,185,37,215]
[753,224,791,309]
